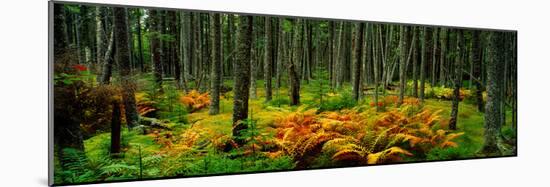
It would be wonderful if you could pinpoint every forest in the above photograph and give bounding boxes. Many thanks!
[52,3,517,185]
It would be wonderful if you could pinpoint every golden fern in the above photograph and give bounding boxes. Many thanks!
[367,147,413,164]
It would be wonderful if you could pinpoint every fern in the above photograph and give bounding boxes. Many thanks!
[100,163,139,176]
[179,90,210,113]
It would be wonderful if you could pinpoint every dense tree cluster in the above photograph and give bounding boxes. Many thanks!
[52,3,517,182]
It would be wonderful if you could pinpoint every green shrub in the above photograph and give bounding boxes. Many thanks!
[501,126,517,142]
[266,97,290,107]
[319,91,356,112]
[426,147,471,161]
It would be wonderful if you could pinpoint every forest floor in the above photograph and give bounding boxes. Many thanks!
[56,76,516,183]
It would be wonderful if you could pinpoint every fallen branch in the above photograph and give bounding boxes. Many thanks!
[138,117,171,130]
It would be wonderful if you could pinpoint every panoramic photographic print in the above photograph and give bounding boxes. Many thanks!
[50,1,517,185]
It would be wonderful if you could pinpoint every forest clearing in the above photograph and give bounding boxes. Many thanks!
[52,3,517,185]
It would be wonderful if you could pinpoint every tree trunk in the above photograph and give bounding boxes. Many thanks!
[232,16,253,146]
[181,12,192,92]
[412,29,419,98]
[276,18,284,90]
[169,12,181,89]
[114,7,139,128]
[353,23,365,101]
[54,4,69,54]
[439,28,447,86]
[449,30,463,130]
[419,27,429,103]
[179,12,190,92]
[372,24,380,112]
[397,26,407,106]
[150,10,163,90]
[511,33,517,129]
[110,100,121,155]
[289,19,302,105]
[136,9,145,72]
[99,30,115,85]
[481,31,505,155]
[209,13,222,115]
[264,17,273,102]
[335,22,344,89]
[471,30,484,112]
[431,28,438,87]
[250,21,258,99]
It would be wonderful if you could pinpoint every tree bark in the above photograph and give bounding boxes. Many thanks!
[169,11,181,89]
[149,10,163,90]
[54,4,69,55]
[431,28,438,87]
[110,100,121,155]
[289,19,302,105]
[372,24,380,112]
[397,26,407,106]
[136,9,145,72]
[419,27,429,103]
[264,17,273,102]
[114,7,139,128]
[209,13,222,115]
[99,30,114,85]
[412,29,419,98]
[232,16,253,146]
[449,29,463,130]
[249,20,258,99]
[353,23,365,101]
[481,31,505,155]
[471,30,484,112]
[276,18,284,91]
[439,28,447,86]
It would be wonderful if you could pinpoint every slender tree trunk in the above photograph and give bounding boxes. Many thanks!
[249,20,258,99]
[179,12,190,92]
[99,30,114,85]
[168,12,181,89]
[182,12,192,92]
[264,17,273,102]
[232,16,253,146]
[209,13,222,115]
[110,100,121,155]
[194,13,203,90]
[431,28,438,87]
[353,23,365,101]
[449,30,463,130]
[114,7,139,128]
[289,19,301,105]
[150,10,163,90]
[364,23,373,87]
[372,24,380,112]
[276,18,284,90]
[481,31,505,155]
[511,33,517,129]
[398,26,407,106]
[54,4,69,54]
[328,21,335,91]
[419,27,429,103]
[95,7,106,69]
[471,30,484,112]
[136,9,145,72]
[335,22,344,89]
[412,29,419,98]
[439,28,447,86]
[225,15,234,77]
[200,14,211,93]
